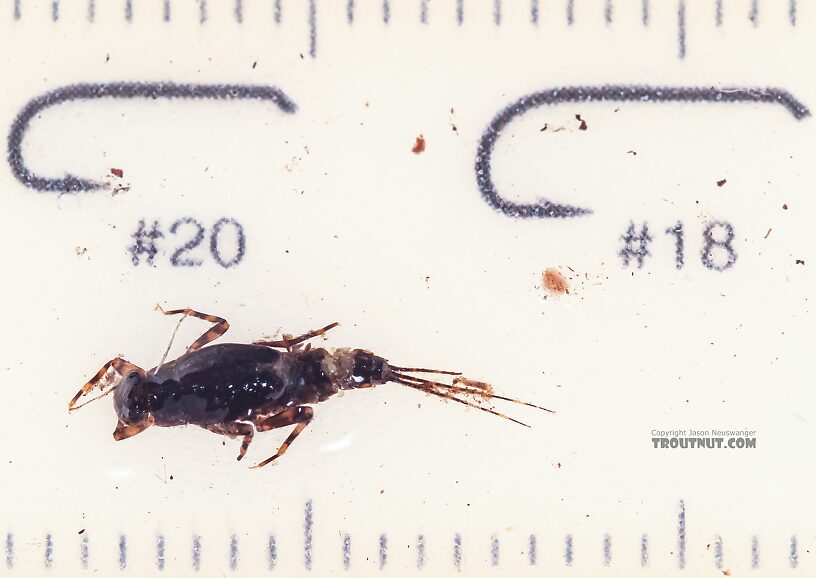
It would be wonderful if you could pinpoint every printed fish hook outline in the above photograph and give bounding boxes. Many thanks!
[475,85,810,219]
[7,82,298,193]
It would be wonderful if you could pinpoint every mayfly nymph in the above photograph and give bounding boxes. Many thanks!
[68,308,553,467]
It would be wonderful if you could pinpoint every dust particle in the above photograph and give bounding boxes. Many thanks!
[764,228,772,239]
[722,570,731,576]
[575,114,588,130]
[783,203,789,210]
[75,247,87,256]
[626,150,637,155]
[111,168,124,178]
[796,259,805,265]
[543,268,570,295]
[78,529,85,535]
[412,135,426,154]
[716,179,726,187]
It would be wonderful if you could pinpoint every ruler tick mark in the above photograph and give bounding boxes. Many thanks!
[417,534,425,569]
[714,535,723,569]
[789,0,796,25]
[5,533,11,569]
[347,0,354,24]
[274,0,281,23]
[229,534,238,570]
[304,500,313,570]
[677,0,686,59]
[342,533,351,570]
[751,535,759,569]
[490,534,499,566]
[420,0,428,23]
[51,0,58,22]
[13,0,20,20]
[81,532,89,570]
[235,0,242,23]
[268,536,277,570]
[157,534,165,571]
[604,0,612,25]
[566,0,574,25]
[564,534,573,566]
[87,0,94,21]
[493,0,501,25]
[163,0,170,21]
[379,534,388,569]
[309,0,317,57]
[192,534,201,571]
[677,500,686,569]
[382,0,390,24]
[641,534,648,566]
[528,534,537,565]
[453,533,462,569]
[642,0,649,25]
[199,0,206,23]
[45,533,53,569]
[603,533,612,566]
[790,535,798,568]
[748,0,758,26]
[125,0,132,22]
[119,534,127,570]
[531,0,538,24]
[456,0,463,25]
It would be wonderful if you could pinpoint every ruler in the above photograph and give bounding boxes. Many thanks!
[1,1,814,576]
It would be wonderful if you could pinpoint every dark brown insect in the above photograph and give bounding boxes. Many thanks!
[68,308,553,468]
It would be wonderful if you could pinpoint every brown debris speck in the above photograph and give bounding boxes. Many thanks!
[783,203,789,210]
[412,135,426,154]
[722,570,731,576]
[111,168,124,178]
[543,268,570,295]
[796,259,805,265]
[764,228,772,239]
[78,529,85,535]
[575,114,588,130]
[716,179,727,187]
[626,150,637,155]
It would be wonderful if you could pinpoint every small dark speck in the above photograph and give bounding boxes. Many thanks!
[252,61,257,68]
[111,167,124,178]
[783,203,789,210]
[412,135,426,154]
[796,259,805,265]
[627,150,637,155]
[540,124,549,132]
[170,475,174,480]
[717,179,727,187]
[78,529,85,535]
[575,114,588,130]
[105,53,110,62]
[299,53,304,59]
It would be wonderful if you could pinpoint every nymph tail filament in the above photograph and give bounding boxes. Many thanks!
[388,365,555,427]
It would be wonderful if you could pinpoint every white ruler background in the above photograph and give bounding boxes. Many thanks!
[0,1,814,576]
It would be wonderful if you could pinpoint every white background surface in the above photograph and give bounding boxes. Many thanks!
[0,1,814,576]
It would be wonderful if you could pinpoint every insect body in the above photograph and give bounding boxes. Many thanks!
[69,308,553,467]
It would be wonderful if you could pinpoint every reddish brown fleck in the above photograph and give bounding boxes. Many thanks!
[543,268,570,295]
[716,179,726,187]
[796,259,805,265]
[764,228,772,239]
[783,203,789,210]
[722,570,731,576]
[540,124,549,132]
[111,168,124,178]
[575,114,588,130]
[412,135,426,154]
